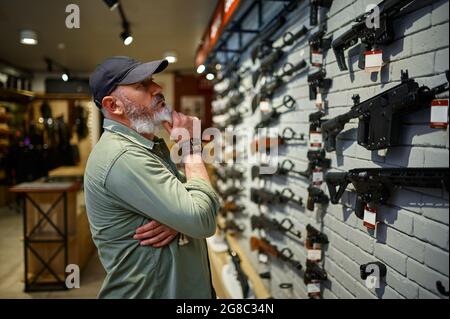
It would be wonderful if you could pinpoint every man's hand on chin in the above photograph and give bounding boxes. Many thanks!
[134,220,178,247]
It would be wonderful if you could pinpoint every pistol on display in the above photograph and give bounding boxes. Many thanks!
[306,224,329,247]
[307,185,329,211]
[308,69,332,100]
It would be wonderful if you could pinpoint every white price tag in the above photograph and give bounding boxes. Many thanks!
[309,132,323,150]
[311,51,323,67]
[307,282,321,294]
[260,100,272,113]
[307,249,322,261]
[258,253,269,264]
[365,50,383,73]
[430,99,448,129]
[312,169,324,185]
[315,92,324,110]
[363,206,377,230]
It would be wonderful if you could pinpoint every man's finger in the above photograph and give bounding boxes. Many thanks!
[152,233,178,248]
[135,220,160,234]
[133,225,165,239]
[162,121,172,134]
[172,111,181,126]
[140,230,173,246]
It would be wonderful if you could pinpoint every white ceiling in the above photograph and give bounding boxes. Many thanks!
[0,0,218,73]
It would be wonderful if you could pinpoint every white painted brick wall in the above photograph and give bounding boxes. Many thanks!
[214,0,449,299]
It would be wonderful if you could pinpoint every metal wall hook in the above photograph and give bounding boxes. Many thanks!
[436,281,449,297]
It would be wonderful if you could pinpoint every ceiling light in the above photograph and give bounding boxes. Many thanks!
[103,0,119,11]
[62,71,69,82]
[164,52,178,64]
[20,30,38,45]
[197,64,206,74]
[121,30,133,45]
[206,73,215,81]
[215,64,222,71]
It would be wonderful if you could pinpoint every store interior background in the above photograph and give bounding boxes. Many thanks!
[0,0,218,298]
[1,0,449,300]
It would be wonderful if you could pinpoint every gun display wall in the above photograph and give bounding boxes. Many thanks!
[207,0,449,299]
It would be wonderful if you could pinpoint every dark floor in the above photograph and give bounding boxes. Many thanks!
[0,206,105,299]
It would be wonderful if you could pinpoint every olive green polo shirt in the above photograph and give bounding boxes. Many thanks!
[84,119,219,299]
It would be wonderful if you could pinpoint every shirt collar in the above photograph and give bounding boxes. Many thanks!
[103,119,155,150]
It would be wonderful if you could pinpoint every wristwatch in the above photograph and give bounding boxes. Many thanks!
[179,138,202,155]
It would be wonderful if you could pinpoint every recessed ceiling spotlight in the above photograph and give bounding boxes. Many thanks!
[121,29,133,45]
[196,64,206,74]
[164,52,178,64]
[103,0,119,11]
[20,30,38,45]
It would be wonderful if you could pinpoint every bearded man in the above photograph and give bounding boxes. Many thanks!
[84,56,219,299]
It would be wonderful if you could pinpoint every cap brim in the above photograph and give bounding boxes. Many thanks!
[119,59,169,85]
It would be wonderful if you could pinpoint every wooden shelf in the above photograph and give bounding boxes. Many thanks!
[0,88,34,103]
[208,230,272,299]
[33,93,92,101]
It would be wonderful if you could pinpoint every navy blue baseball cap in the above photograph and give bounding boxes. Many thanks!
[89,56,168,108]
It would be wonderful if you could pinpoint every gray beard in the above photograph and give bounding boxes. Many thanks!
[119,92,172,135]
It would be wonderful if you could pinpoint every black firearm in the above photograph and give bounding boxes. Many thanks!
[304,260,328,283]
[250,187,303,207]
[325,167,450,219]
[250,236,303,271]
[224,237,250,298]
[253,95,298,130]
[224,92,245,112]
[251,215,302,239]
[332,0,434,71]
[218,185,244,199]
[306,224,329,246]
[223,219,246,234]
[310,0,333,26]
[308,69,332,100]
[221,201,246,214]
[360,262,387,280]
[307,185,329,211]
[252,60,307,113]
[309,110,326,132]
[218,73,241,98]
[252,26,309,86]
[276,149,331,179]
[274,151,327,178]
[215,166,245,182]
[218,55,240,83]
[321,70,449,152]
[251,0,301,63]
[309,24,332,66]
[251,126,306,154]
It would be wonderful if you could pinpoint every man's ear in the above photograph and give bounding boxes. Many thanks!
[102,96,124,115]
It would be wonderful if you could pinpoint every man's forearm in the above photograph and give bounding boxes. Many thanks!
[183,153,212,185]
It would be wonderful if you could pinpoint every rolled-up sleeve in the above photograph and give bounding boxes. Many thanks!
[104,147,219,238]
